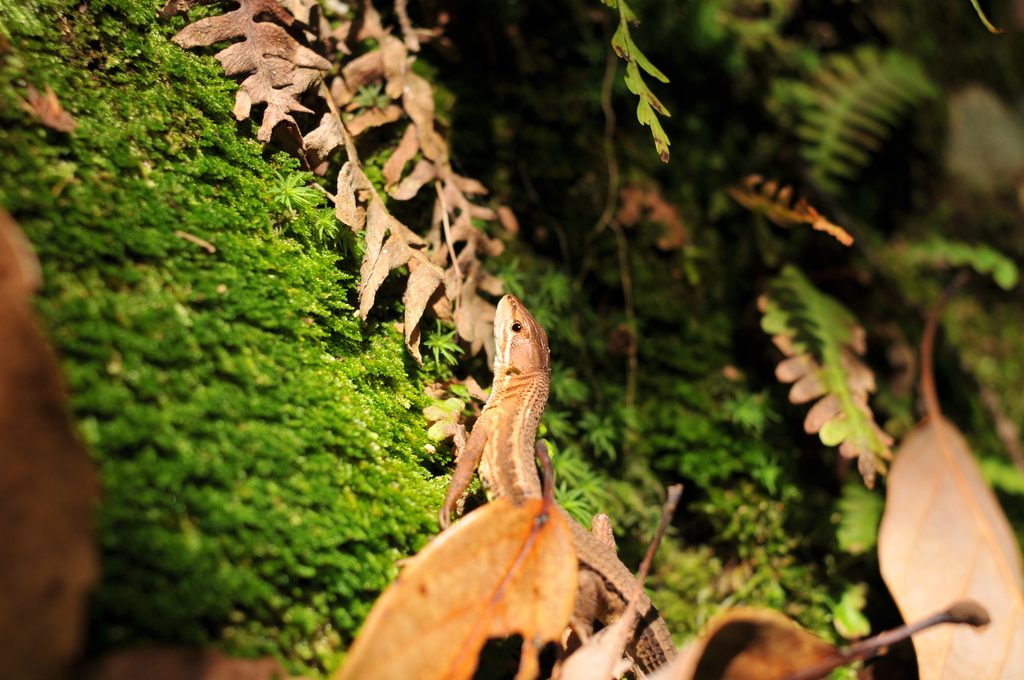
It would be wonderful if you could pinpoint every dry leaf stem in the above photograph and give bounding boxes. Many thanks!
[920,270,970,420]
[775,600,990,680]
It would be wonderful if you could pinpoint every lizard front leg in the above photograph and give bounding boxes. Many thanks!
[438,421,489,529]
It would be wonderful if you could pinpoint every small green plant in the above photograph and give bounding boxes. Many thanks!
[268,170,323,221]
[423,320,464,367]
[352,83,391,112]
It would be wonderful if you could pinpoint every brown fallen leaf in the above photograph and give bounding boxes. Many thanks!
[616,183,686,251]
[729,175,853,246]
[346,103,404,136]
[164,0,332,142]
[648,601,989,680]
[878,284,1024,680]
[80,647,311,680]
[383,124,420,188]
[389,159,437,200]
[0,208,98,680]
[22,84,78,132]
[331,493,577,680]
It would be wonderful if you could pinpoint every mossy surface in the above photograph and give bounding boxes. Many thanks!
[0,0,441,674]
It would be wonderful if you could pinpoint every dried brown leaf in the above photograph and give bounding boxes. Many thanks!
[0,209,98,680]
[388,159,437,200]
[23,84,77,132]
[335,161,373,230]
[615,183,687,251]
[82,648,310,680]
[332,496,577,680]
[347,103,404,137]
[403,72,441,161]
[404,258,446,362]
[381,34,408,99]
[729,175,853,246]
[303,111,345,168]
[803,393,841,434]
[879,416,1024,680]
[497,206,520,234]
[332,51,383,107]
[775,354,818,383]
[383,124,420,188]
[649,608,836,680]
[167,0,331,142]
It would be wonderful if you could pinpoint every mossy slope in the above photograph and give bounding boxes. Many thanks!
[0,0,440,674]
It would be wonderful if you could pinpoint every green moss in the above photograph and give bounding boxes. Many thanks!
[0,0,441,674]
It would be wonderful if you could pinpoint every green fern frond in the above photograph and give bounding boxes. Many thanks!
[760,266,893,487]
[603,0,672,161]
[790,47,938,195]
[886,238,1019,290]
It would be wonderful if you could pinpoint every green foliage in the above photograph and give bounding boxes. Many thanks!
[351,83,391,112]
[602,0,671,161]
[0,2,440,674]
[832,583,871,640]
[835,482,884,555]
[777,46,938,195]
[422,320,464,367]
[761,266,892,483]
[886,238,1019,290]
[980,458,1024,496]
[267,169,324,221]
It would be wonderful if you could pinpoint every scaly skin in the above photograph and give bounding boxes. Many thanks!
[439,294,677,673]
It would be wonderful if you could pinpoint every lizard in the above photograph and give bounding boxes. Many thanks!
[438,294,677,673]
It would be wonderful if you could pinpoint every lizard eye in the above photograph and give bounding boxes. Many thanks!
[511,322,523,333]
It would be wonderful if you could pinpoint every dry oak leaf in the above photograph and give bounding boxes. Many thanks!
[648,608,835,680]
[0,208,98,680]
[166,0,331,142]
[879,416,1024,680]
[346,103,404,137]
[729,175,853,246]
[332,496,577,680]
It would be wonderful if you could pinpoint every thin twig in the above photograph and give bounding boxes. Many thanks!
[574,38,620,291]
[434,180,463,285]
[174,230,216,253]
[610,219,638,408]
[394,0,420,51]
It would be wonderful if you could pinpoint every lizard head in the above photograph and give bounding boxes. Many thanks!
[493,294,550,377]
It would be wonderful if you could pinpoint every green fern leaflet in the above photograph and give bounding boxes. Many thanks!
[789,47,938,195]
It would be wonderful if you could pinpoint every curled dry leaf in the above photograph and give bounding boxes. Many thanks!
[728,175,854,246]
[760,265,892,486]
[649,608,835,680]
[332,496,577,680]
[0,209,98,680]
[879,417,1024,680]
[164,0,332,143]
[346,103,404,136]
[616,183,686,251]
[21,84,77,132]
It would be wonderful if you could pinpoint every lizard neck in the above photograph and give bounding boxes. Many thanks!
[478,367,550,503]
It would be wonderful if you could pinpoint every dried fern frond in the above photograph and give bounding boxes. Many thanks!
[728,175,853,246]
[759,266,893,487]
[789,46,938,195]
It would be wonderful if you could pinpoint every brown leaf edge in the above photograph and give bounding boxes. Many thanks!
[728,175,853,246]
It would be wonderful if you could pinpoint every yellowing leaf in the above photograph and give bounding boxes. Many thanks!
[878,416,1024,680]
[332,496,577,680]
[728,175,853,246]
